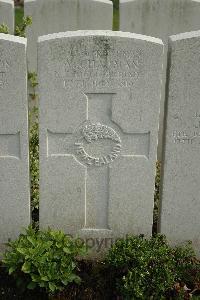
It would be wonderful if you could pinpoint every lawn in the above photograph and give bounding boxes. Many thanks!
[113,8,119,30]
[15,7,23,28]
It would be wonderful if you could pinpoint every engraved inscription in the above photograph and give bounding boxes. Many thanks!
[0,58,10,88]
[0,72,6,88]
[173,112,200,144]
[173,131,200,144]
[75,122,122,167]
[53,45,144,90]
[194,112,200,128]
[63,78,136,89]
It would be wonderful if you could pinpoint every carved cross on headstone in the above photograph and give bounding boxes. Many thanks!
[47,93,150,229]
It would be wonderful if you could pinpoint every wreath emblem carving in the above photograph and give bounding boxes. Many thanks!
[75,122,122,167]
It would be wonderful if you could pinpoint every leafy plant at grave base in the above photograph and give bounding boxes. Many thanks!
[172,244,200,298]
[28,71,38,100]
[153,160,161,233]
[0,23,9,34]
[106,234,200,299]
[2,227,87,294]
[30,107,39,211]
[15,16,32,37]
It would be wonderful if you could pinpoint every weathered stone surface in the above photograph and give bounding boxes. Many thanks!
[24,0,113,71]
[0,0,14,34]
[160,30,200,256]
[39,31,163,255]
[120,0,200,39]
[120,0,200,160]
[0,34,30,246]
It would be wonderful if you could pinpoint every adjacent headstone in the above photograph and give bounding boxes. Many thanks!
[120,0,200,38]
[24,0,113,71]
[39,31,164,255]
[160,31,200,255]
[120,0,200,160]
[0,34,30,247]
[0,0,14,34]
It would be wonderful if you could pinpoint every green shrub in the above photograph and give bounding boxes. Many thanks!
[0,15,32,37]
[28,72,39,213]
[15,16,32,37]
[106,235,200,299]
[30,111,39,211]
[28,72,38,100]
[0,24,9,34]
[3,227,87,294]
[153,160,161,233]
[15,7,24,28]
[27,72,39,214]
[173,243,200,288]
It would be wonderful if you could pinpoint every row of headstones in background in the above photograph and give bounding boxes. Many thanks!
[0,0,14,34]
[1,29,200,256]
[24,0,113,71]
[0,0,113,68]
[120,0,200,160]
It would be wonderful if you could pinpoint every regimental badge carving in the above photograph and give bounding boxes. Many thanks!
[75,122,122,167]
[82,123,121,144]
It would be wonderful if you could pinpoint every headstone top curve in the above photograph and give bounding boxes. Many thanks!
[120,0,137,3]
[0,33,27,45]
[25,0,112,3]
[24,0,37,2]
[170,30,200,42]
[93,0,113,4]
[38,30,164,45]
[0,0,14,6]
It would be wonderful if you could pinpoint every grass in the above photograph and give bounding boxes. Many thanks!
[15,7,23,28]
[113,8,119,30]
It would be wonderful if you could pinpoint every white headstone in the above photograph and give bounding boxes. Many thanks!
[24,0,113,71]
[0,0,14,34]
[0,34,30,247]
[120,0,200,160]
[160,31,200,256]
[39,31,164,255]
